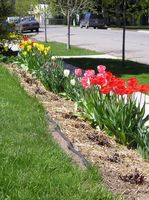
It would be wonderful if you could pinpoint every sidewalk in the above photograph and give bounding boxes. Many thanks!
[52,54,118,59]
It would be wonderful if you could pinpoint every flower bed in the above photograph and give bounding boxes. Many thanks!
[16,37,149,160]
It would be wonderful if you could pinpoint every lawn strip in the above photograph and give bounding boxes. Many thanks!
[45,41,102,56]
[63,58,149,84]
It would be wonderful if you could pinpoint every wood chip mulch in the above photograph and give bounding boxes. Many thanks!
[6,64,149,200]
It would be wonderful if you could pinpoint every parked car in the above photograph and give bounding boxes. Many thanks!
[80,13,107,29]
[7,16,20,24]
[15,16,40,33]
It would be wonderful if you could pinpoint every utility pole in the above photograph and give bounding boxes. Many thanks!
[122,0,126,65]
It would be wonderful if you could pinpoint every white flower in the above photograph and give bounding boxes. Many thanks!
[70,79,76,86]
[51,56,56,61]
[64,69,70,77]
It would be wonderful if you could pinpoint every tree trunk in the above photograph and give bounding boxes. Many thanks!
[44,2,47,43]
[122,0,126,65]
[67,11,71,49]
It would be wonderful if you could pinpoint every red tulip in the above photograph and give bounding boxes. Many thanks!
[100,85,112,94]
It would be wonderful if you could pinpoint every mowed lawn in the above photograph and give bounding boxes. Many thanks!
[0,66,118,200]
[63,58,149,85]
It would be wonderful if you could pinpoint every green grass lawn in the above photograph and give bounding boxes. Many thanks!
[46,41,102,56]
[63,58,149,84]
[0,66,118,200]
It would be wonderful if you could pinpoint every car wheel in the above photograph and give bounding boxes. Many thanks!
[36,28,39,32]
[93,27,96,29]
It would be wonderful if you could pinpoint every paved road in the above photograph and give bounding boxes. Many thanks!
[31,25,149,65]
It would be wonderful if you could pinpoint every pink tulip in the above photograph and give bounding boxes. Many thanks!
[84,70,95,78]
[75,68,82,77]
[97,65,106,73]
[80,77,90,89]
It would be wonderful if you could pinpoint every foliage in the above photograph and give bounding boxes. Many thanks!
[0,0,16,41]
[36,58,66,94]
[61,68,83,101]
[15,0,38,16]
[91,0,149,26]
[0,0,15,18]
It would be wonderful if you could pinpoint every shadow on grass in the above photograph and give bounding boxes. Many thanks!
[64,58,149,84]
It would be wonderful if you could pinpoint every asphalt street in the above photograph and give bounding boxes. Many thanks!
[31,25,149,65]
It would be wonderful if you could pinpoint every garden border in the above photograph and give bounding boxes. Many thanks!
[5,63,90,169]
[47,114,91,169]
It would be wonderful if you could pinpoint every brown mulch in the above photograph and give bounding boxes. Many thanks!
[6,64,149,200]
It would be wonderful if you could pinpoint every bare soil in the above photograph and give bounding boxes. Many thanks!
[6,64,149,200]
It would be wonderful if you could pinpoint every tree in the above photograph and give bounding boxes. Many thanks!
[50,0,93,49]
[0,0,16,40]
[15,0,38,16]
[0,0,15,18]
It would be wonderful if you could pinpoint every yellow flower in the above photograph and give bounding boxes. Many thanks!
[23,41,28,45]
[9,32,16,39]
[46,46,51,51]
[33,42,37,48]
[28,39,32,44]
[20,44,25,49]
[38,44,45,52]
[27,45,32,52]
[44,50,48,55]
[23,51,27,56]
